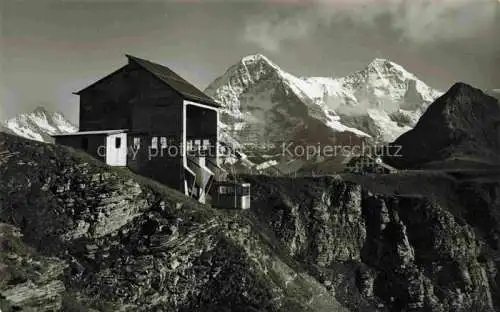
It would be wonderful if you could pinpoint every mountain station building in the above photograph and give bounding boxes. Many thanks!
[53,55,227,204]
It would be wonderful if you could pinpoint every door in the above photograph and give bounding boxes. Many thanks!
[106,133,127,166]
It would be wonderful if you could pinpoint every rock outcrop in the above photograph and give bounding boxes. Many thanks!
[245,174,500,312]
[0,223,67,312]
[386,82,500,169]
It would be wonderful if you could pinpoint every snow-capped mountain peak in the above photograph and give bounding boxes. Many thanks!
[366,57,396,70]
[335,58,443,117]
[213,53,283,88]
[33,105,49,115]
[366,58,416,77]
[240,53,281,71]
[205,54,289,122]
[205,54,444,146]
[2,106,77,142]
[344,58,419,91]
[367,57,405,71]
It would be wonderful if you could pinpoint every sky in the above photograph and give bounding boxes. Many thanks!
[1,0,499,124]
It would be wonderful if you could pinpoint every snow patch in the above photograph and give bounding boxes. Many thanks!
[366,109,412,142]
[326,116,371,137]
[255,160,278,171]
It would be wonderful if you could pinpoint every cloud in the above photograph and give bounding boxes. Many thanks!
[242,13,312,52]
[319,0,497,44]
[243,0,498,52]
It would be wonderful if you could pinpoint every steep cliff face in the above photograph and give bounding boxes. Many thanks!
[245,174,500,312]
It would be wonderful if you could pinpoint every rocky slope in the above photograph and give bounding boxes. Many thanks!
[205,55,442,147]
[245,173,500,312]
[386,82,500,169]
[0,223,68,312]
[1,106,77,143]
[0,132,347,312]
[2,129,500,311]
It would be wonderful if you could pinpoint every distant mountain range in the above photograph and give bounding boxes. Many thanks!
[2,56,498,174]
[1,106,77,143]
[204,54,443,147]
[0,55,448,147]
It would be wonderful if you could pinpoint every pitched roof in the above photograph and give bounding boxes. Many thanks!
[75,55,220,108]
[126,55,220,108]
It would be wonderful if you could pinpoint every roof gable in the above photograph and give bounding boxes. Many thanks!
[74,55,220,108]
[125,55,220,108]
[74,65,128,95]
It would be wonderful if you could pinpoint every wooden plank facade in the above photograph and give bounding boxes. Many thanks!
[53,55,224,203]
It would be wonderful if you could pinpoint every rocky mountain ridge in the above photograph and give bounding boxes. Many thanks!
[386,82,500,169]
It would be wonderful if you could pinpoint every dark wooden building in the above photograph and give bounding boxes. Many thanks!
[53,55,225,203]
[343,154,397,175]
[211,181,251,210]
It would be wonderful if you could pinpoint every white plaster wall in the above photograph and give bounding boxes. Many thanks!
[106,133,127,166]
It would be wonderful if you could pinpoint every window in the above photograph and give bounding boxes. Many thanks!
[194,139,201,147]
[239,186,250,196]
[151,137,158,149]
[186,140,193,151]
[133,137,141,149]
[202,139,210,150]
[219,185,234,195]
[115,137,122,149]
[160,137,167,148]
